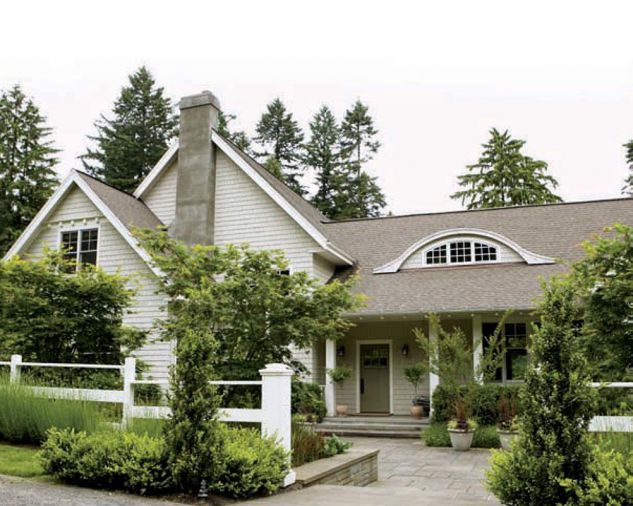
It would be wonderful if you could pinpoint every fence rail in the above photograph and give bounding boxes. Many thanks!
[2,354,295,487]
[588,382,633,433]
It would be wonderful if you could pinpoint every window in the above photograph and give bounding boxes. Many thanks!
[60,228,98,269]
[424,240,497,266]
[482,321,528,383]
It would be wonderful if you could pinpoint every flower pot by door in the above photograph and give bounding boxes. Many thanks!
[410,405,423,419]
[448,429,474,451]
[336,404,348,416]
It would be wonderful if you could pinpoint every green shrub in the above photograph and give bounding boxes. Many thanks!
[423,423,500,448]
[422,423,451,447]
[291,416,324,466]
[472,384,501,426]
[0,382,101,444]
[40,427,173,495]
[292,380,326,422]
[321,434,351,458]
[472,425,500,448]
[209,426,288,499]
[593,431,633,455]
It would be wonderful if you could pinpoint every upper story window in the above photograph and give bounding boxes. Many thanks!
[61,228,98,269]
[425,240,497,266]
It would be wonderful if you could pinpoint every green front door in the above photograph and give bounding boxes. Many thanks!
[360,343,390,413]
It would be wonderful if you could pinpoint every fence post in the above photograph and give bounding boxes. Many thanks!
[9,355,22,384]
[259,363,295,487]
[122,357,136,427]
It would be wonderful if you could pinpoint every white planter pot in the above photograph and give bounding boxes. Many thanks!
[497,430,518,450]
[448,429,474,451]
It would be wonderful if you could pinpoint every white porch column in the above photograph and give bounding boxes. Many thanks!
[472,314,483,384]
[325,339,336,417]
[428,323,439,416]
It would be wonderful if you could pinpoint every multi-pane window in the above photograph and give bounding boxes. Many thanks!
[482,322,528,382]
[60,229,98,269]
[424,240,497,266]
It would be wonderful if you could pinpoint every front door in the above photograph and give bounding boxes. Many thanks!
[360,343,390,413]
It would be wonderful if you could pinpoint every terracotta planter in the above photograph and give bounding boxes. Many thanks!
[497,430,518,450]
[336,404,348,416]
[448,429,474,451]
[410,405,423,419]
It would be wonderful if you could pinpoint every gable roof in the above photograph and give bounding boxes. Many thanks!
[4,170,164,277]
[325,198,633,316]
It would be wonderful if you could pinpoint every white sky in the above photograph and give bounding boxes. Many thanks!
[2,0,632,214]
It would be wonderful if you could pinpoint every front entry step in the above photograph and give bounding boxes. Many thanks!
[315,415,429,439]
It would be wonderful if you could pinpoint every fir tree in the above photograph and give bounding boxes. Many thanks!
[452,128,562,209]
[217,110,251,152]
[0,85,58,255]
[623,139,633,195]
[253,98,305,194]
[338,100,386,218]
[81,66,178,192]
[305,106,343,218]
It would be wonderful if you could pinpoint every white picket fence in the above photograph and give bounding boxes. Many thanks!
[0,354,295,486]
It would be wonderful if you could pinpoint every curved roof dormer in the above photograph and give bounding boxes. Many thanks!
[373,228,555,274]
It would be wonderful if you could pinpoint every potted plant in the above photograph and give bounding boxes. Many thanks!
[404,364,426,418]
[496,391,519,450]
[328,365,352,416]
[446,390,478,451]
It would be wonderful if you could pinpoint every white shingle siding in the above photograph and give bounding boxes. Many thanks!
[142,160,178,226]
[401,235,523,270]
[23,185,172,381]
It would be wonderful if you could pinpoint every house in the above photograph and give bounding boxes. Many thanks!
[5,91,633,417]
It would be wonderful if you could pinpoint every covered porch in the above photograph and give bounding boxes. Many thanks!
[317,312,533,417]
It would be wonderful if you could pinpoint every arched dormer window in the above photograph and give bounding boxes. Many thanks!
[424,240,497,266]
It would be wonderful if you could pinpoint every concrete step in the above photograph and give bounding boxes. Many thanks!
[322,416,429,427]
[315,427,422,439]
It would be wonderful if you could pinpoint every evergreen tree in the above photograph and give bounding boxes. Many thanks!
[338,100,386,218]
[217,110,251,152]
[305,106,344,218]
[253,98,305,194]
[0,85,58,255]
[81,66,178,192]
[623,139,633,195]
[452,128,562,209]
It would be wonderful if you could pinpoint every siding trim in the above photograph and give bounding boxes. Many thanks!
[374,227,556,273]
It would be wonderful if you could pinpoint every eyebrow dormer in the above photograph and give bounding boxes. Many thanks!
[373,228,555,273]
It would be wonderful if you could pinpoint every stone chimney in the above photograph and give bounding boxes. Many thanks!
[170,91,220,245]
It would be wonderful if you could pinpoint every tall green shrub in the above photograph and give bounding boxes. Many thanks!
[486,279,597,505]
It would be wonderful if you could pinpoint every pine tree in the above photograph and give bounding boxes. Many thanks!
[338,100,386,218]
[0,85,58,255]
[81,66,178,192]
[305,106,344,218]
[452,128,562,209]
[217,110,251,152]
[253,98,305,194]
[623,139,633,195]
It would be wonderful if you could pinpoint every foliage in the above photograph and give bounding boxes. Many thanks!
[0,442,45,478]
[40,428,173,495]
[0,381,101,444]
[404,364,425,397]
[292,380,326,422]
[572,224,633,380]
[81,66,178,192]
[328,365,352,387]
[217,110,251,152]
[452,128,561,209]
[592,431,633,456]
[0,84,58,256]
[291,416,324,466]
[447,418,477,432]
[0,251,145,363]
[321,433,352,458]
[423,423,500,448]
[139,229,360,380]
[163,327,224,495]
[253,98,305,194]
[497,391,519,431]
[486,279,597,506]
[623,139,633,195]
[209,426,288,499]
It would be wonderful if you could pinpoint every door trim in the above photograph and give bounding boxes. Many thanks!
[356,339,393,414]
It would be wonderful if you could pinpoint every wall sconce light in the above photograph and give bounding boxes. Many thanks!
[337,345,346,357]
[401,344,409,357]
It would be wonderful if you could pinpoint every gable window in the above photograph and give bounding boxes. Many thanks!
[61,228,98,269]
[482,322,528,383]
[424,240,497,266]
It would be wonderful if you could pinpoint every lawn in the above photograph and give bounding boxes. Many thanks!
[0,442,45,478]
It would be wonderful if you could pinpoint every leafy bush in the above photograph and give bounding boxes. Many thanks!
[423,423,499,448]
[321,434,352,458]
[292,380,326,422]
[292,416,324,466]
[40,428,174,495]
[209,426,288,499]
[0,382,101,443]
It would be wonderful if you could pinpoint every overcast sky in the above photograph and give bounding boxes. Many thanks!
[2,0,632,215]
